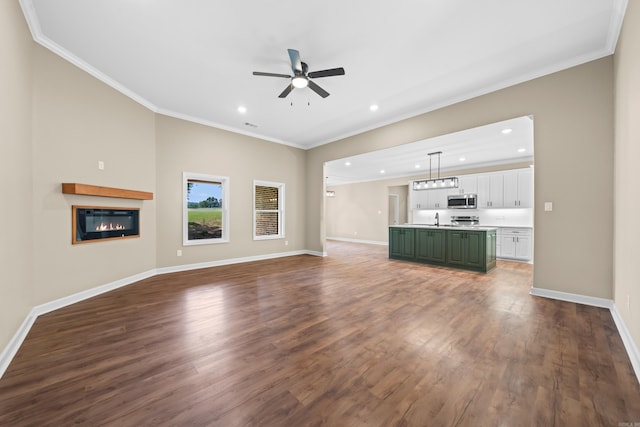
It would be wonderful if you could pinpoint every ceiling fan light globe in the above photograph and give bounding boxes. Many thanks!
[292,76,308,88]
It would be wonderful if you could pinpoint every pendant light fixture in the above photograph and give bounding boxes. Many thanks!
[412,151,459,190]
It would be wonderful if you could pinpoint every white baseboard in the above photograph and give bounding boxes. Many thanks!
[4,272,638,387]
[0,310,38,380]
[530,286,640,385]
[155,250,317,275]
[0,249,322,379]
[497,256,534,265]
[307,250,327,257]
[529,287,613,308]
[326,237,388,246]
[610,304,640,385]
[0,269,156,379]
[35,270,158,317]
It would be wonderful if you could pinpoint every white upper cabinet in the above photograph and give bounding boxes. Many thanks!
[411,168,532,210]
[503,168,533,208]
[477,173,504,208]
[410,185,447,210]
[426,188,448,209]
[450,175,478,195]
[411,185,429,209]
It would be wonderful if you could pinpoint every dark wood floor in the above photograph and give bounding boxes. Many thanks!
[1,241,639,426]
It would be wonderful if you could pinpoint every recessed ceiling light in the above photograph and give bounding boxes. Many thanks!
[415,164,421,169]
[237,106,247,114]
[517,148,526,153]
[501,128,512,134]
[459,157,466,162]
[380,169,385,174]
[345,161,351,166]
[370,104,379,111]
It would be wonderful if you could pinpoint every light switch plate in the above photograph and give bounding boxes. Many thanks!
[544,202,553,212]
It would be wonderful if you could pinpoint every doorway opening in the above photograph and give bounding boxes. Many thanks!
[388,194,399,225]
[323,115,534,261]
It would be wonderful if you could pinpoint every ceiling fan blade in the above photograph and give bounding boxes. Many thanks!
[253,71,291,78]
[278,83,295,98]
[308,80,330,98]
[308,67,345,78]
[287,49,303,74]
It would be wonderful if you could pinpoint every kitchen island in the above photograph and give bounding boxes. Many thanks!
[389,224,497,272]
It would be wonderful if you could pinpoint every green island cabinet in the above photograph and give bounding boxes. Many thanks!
[415,228,447,264]
[389,227,415,259]
[389,226,496,273]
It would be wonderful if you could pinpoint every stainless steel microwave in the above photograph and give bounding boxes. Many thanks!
[447,194,477,209]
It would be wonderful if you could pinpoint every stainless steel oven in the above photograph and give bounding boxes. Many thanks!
[450,215,480,226]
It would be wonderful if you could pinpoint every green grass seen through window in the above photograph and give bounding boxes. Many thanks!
[188,208,222,227]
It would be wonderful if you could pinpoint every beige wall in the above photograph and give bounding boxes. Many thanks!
[614,1,640,362]
[155,116,307,267]
[0,1,34,350]
[1,2,158,347]
[0,5,308,353]
[2,1,632,367]
[31,46,157,305]
[388,185,408,226]
[310,58,614,300]
[325,180,394,242]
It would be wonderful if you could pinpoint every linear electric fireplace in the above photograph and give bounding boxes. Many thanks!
[72,206,140,244]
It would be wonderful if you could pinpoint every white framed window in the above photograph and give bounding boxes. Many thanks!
[253,180,285,240]
[183,172,229,245]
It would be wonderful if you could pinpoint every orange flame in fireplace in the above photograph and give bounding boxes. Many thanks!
[96,222,126,231]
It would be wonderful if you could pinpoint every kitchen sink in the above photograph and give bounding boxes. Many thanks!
[415,224,480,228]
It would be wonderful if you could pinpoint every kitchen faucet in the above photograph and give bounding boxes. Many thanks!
[435,212,439,226]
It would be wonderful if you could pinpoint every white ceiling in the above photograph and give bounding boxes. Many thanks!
[20,0,626,150]
[325,115,534,186]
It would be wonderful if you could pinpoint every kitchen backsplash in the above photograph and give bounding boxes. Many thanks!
[412,208,533,228]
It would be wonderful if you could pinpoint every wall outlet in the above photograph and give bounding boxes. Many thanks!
[177,249,182,257]
[98,160,105,170]
[285,240,289,246]
[354,231,358,236]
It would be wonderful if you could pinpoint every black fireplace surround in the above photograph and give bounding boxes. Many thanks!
[73,206,140,243]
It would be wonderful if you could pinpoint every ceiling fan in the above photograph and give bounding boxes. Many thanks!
[253,49,345,98]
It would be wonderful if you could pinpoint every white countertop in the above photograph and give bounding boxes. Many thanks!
[484,225,532,229]
[391,224,498,231]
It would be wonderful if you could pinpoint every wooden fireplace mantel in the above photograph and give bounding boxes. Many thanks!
[62,183,154,200]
